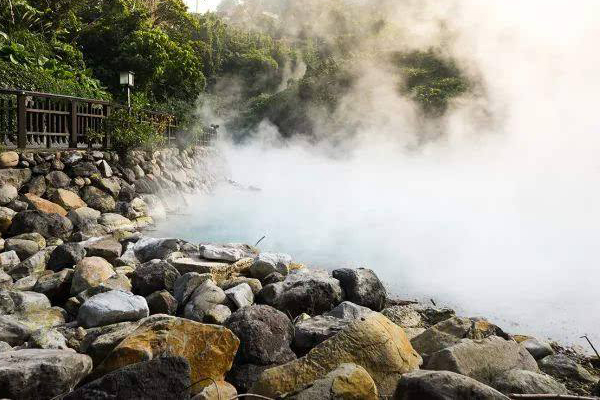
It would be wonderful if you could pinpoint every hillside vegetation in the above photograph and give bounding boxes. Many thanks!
[0,0,469,138]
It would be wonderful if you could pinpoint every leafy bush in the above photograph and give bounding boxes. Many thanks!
[102,106,166,155]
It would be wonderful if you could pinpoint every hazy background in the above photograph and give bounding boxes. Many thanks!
[161,0,600,348]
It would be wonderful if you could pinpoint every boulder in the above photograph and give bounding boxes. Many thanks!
[427,336,539,385]
[28,328,70,350]
[0,184,17,205]
[225,304,295,365]
[200,243,258,262]
[24,175,46,197]
[0,315,33,345]
[64,355,191,400]
[131,259,181,296]
[224,283,254,309]
[33,269,73,302]
[81,186,116,213]
[71,256,115,295]
[77,289,149,328]
[289,363,378,400]
[515,336,554,360]
[220,276,263,295]
[174,272,213,305]
[9,210,73,240]
[146,290,178,315]
[250,252,292,280]
[382,305,423,328]
[79,321,140,365]
[251,313,421,398]
[98,212,135,232]
[45,170,71,188]
[7,246,55,280]
[294,316,353,355]
[492,369,568,395]
[0,270,12,290]
[47,242,86,271]
[0,168,31,189]
[332,268,386,311]
[263,269,344,318]
[92,176,121,198]
[70,161,99,177]
[0,349,92,399]
[67,206,101,227]
[0,207,16,233]
[133,237,180,263]
[140,194,167,220]
[82,237,122,261]
[538,354,597,383]
[0,250,20,270]
[97,159,113,178]
[171,258,234,283]
[62,152,83,165]
[0,151,19,168]
[11,232,45,248]
[93,315,239,395]
[184,280,229,323]
[394,370,509,400]
[326,301,374,320]
[51,188,86,210]
[4,238,40,260]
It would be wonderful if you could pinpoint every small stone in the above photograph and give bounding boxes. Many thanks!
[0,270,12,290]
[515,336,554,360]
[0,250,20,270]
[194,381,237,400]
[97,159,113,178]
[0,206,15,233]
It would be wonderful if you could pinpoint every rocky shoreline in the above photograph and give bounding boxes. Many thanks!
[0,148,597,399]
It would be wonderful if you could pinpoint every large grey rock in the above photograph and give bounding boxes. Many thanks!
[519,337,554,360]
[225,283,254,309]
[70,161,99,177]
[66,206,101,227]
[538,354,597,383]
[9,210,73,240]
[200,243,258,262]
[71,256,115,295]
[45,170,71,188]
[81,186,115,213]
[0,349,92,399]
[225,304,295,365]
[0,250,20,271]
[0,184,17,205]
[427,336,539,385]
[9,290,51,313]
[0,168,31,189]
[263,269,344,318]
[0,315,33,345]
[77,289,149,328]
[131,259,180,296]
[63,355,191,400]
[183,280,229,323]
[4,238,40,260]
[173,272,212,305]
[47,242,86,271]
[394,370,509,400]
[33,269,73,302]
[492,369,568,395]
[332,268,386,311]
[82,237,122,261]
[293,302,374,354]
[133,237,180,263]
[250,252,292,280]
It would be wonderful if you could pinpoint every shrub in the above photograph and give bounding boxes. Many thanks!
[103,106,167,155]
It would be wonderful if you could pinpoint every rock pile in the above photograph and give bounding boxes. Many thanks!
[0,148,597,399]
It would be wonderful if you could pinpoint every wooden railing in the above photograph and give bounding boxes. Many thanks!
[0,88,180,149]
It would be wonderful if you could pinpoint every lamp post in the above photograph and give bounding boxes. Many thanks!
[119,71,135,109]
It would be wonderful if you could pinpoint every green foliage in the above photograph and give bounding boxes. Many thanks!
[103,106,166,155]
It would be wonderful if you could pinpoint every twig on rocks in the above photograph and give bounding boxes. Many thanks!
[580,334,600,360]
[228,395,275,400]
[254,235,266,247]
[509,395,600,400]
[430,298,437,306]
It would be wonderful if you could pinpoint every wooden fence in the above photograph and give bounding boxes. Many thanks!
[0,88,181,150]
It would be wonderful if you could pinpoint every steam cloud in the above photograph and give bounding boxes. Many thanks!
[160,0,600,347]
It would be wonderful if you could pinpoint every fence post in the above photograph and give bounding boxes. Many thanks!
[16,93,27,149]
[69,99,77,148]
[104,105,110,149]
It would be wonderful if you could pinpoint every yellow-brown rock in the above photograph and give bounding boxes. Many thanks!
[52,189,87,211]
[24,193,68,216]
[94,315,239,395]
[251,313,421,398]
[192,381,237,400]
